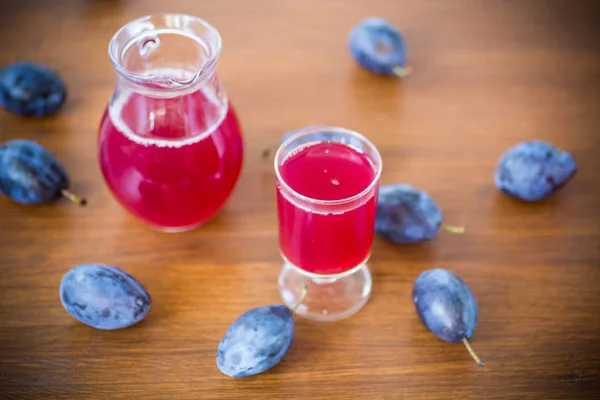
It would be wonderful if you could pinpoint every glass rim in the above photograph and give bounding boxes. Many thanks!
[108,13,222,89]
[274,125,383,206]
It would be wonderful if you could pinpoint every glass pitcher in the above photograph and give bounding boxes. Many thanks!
[98,14,243,232]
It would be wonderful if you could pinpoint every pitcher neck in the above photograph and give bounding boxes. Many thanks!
[109,13,223,96]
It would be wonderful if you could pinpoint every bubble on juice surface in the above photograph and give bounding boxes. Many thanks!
[109,67,228,149]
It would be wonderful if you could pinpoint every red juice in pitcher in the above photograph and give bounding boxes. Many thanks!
[277,141,378,275]
[99,14,244,231]
[99,78,243,230]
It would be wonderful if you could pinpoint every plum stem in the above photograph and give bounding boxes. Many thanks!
[462,337,484,366]
[61,189,87,206]
[392,65,412,77]
[291,284,308,312]
[443,225,466,234]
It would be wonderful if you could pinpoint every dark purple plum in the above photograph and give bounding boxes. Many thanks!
[413,268,484,366]
[0,61,67,117]
[217,305,294,378]
[348,17,410,77]
[495,140,577,201]
[60,264,151,330]
[0,139,86,206]
[375,184,464,244]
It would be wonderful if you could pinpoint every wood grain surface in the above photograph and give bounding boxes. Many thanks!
[1,0,599,399]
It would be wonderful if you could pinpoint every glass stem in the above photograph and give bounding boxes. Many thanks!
[291,284,308,311]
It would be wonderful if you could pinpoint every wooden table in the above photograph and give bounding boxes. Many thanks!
[1,0,599,398]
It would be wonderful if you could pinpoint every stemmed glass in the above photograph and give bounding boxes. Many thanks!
[274,126,382,321]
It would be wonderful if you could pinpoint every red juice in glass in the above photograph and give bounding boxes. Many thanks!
[99,74,243,230]
[277,142,377,275]
[275,126,381,321]
[99,15,243,231]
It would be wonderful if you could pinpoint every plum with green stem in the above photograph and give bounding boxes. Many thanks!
[375,184,464,244]
[413,268,484,366]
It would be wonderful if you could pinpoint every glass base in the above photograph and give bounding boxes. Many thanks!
[278,261,372,322]
[147,221,204,233]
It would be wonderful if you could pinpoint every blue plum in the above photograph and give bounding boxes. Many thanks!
[0,139,85,206]
[375,184,462,244]
[217,305,294,378]
[495,140,577,201]
[0,61,67,117]
[280,126,333,145]
[348,17,409,77]
[60,264,151,330]
[413,268,483,366]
